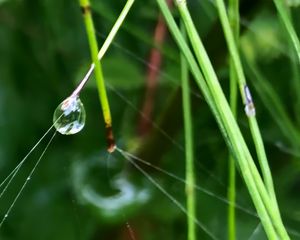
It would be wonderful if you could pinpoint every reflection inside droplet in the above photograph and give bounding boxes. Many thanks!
[53,95,86,135]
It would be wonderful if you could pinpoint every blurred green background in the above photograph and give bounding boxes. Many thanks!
[0,0,300,239]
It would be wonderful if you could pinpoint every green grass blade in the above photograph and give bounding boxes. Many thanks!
[243,56,300,149]
[157,0,290,238]
[214,0,282,223]
[175,3,276,238]
[92,2,178,63]
[78,0,134,151]
[227,0,239,238]
[181,24,196,240]
[79,0,112,126]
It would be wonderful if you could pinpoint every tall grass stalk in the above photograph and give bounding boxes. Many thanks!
[177,2,290,238]
[73,0,135,97]
[78,0,135,152]
[175,4,277,238]
[79,0,112,126]
[181,24,196,240]
[215,0,280,214]
[156,0,276,238]
[155,0,289,238]
[227,0,239,238]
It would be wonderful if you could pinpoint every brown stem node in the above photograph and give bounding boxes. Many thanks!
[80,5,91,15]
[106,125,116,153]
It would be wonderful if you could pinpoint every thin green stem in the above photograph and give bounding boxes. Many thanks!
[177,2,290,238]
[156,0,275,237]
[96,0,135,65]
[227,0,239,238]
[155,0,289,238]
[175,2,277,238]
[73,0,135,96]
[227,156,236,240]
[79,0,126,152]
[79,0,111,125]
[215,0,280,217]
[181,24,196,240]
[243,55,300,149]
[92,1,178,63]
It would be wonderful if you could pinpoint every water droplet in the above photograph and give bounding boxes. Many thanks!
[53,95,86,135]
[27,177,31,181]
[245,103,256,117]
[4,214,8,218]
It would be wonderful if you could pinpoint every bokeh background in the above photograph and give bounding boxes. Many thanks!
[0,0,300,239]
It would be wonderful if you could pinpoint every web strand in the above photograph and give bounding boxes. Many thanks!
[116,147,218,240]
[0,124,55,200]
[116,147,257,217]
[116,147,300,237]
[0,113,63,200]
[108,83,226,186]
[0,132,57,228]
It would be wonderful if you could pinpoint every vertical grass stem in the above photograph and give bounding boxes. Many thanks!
[215,0,281,218]
[227,0,239,238]
[79,0,116,152]
[155,0,290,238]
[181,24,197,240]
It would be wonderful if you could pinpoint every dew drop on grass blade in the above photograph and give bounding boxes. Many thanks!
[53,95,86,135]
